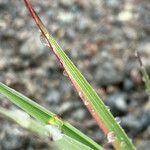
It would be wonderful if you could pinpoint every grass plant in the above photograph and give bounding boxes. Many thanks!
[0,0,137,149]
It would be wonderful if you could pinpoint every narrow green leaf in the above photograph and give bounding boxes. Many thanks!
[0,106,47,137]
[136,51,150,96]
[23,0,135,149]
[0,107,94,150]
[0,82,103,150]
[53,135,94,150]
[0,82,55,123]
[141,67,150,96]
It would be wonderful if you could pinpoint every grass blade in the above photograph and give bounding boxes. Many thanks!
[53,134,94,150]
[0,82,103,150]
[23,0,135,149]
[0,106,48,137]
[136,51,150,96]
[0,107,94,150]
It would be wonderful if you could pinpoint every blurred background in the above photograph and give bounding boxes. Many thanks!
[0,0,150,149]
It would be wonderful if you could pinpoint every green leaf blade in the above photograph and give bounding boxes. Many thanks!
[0,82,54,123]
[0,107,94,150]
[0,82,103,150]
[23,0,135,149]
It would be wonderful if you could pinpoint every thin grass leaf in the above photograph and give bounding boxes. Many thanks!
[136,51,150,96]
[0,106,48,137]
[23,0,135,149]
[0,82,103,150]
[0,107,94,150]
[53,135,94,150]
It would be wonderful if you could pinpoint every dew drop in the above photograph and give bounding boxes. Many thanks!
[45,125,63,141]
[13,109,30,127]
[63,70,68,77]
[78,91,83,97]
[107,131,116,143]
[40,34,49,46]
[115,117,121,124]
[106,106,110,111]
[58,62,63,68]
[121,137,124,141]
[52,45,56,50]
[129,138,132,143]
[121,141,127,148]
[84,101,89,106]
[91,109,96,115]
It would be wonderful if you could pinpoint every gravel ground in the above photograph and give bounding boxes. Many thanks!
[0,0,150,149]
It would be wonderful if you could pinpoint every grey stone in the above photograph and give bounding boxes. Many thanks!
[20,33,48,58]
[0,124,26,149]
[72,108,86,120]
[106,92,128,116]
[45,89,61,104]
[95,62,123,86]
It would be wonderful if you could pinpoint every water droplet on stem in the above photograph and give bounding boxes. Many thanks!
[121,141,127,148]
[84,101,89,106]
[45,125,63,141]
[63,70,68,77]
[78,91,83,97]
[106,106,110,111]
[107,131,116,143]
[40,34,49,46]
[91,109,96,115]
[115,117,121,124]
